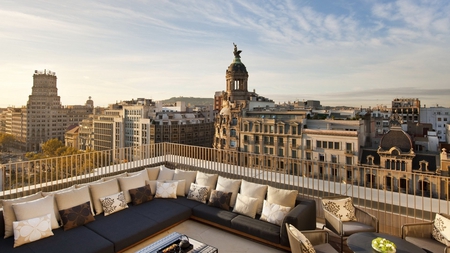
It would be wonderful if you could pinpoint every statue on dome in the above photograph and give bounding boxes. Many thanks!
[233,43,242,58]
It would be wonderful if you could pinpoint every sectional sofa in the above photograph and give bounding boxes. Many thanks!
[0,166,316,253]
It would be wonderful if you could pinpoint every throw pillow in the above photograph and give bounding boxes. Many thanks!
[2,192,43,238]
[432,225,450,246]
[102,172,127,181]
[288,224,315,253]
[13,214,54,248]
[12,195,60,230]
[266,186,298,209]
[208,190,232,211]
[146,167,160,180]
[215,176,241,207]
[187,183,210,204]
[59,201,95,231]
[232,193,259,218]
[155,181,178,199]
[127,169,150,181]
[321,197,356,221]
[118,173,147,203]
[434,214,450,243]
[156,165,175,180]
[260,200,292,226]
[89,179,120,215]
[164,180,186,196]
[99,191,128,216]
[129,185,153,205]
[240,180,268,215]
[173,169,197,195]
[55,186,94,216]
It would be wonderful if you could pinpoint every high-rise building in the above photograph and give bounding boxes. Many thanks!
[3,70,93,151]
[420,105,450,142]
[391,98,420,123]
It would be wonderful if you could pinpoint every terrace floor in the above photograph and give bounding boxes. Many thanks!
[123,220,350,253]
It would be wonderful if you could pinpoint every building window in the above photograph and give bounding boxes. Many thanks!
[255,146,259,154]
[278,126,283,134]
[346,143,352,152]
[319,154,325,162]
[316,140,322,148]
[331,155,337,163]
[291,150,297,158]
[346,157,352,165]
[278,148,283,156]
[367,155,374,165]
[334,142,340,149]
[306,140,311,149]
[255,125,259,132]
[419,160,429,171]
[306,152,311,160]
[292,126,297,135]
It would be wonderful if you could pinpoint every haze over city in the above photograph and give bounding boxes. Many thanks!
[1,0,449,108]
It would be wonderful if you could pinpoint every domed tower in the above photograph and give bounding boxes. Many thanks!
[226,43,249,102]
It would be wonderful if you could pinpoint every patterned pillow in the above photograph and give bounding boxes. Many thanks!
[208,190,232,210]
[155,181,178,199]
[433,214,450,245]
[129,185,153,205]
[59,201,95,231]
[321,197,356,221]
[13,214,54,248]
[99,191,128,216]
[187,183,210,203]
[288,224,315,253]
[260,200,292,226]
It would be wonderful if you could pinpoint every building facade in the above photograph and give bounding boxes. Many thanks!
[420,106,450,142]
[391,98,420,123]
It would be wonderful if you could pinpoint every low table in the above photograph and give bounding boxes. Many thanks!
[136,232,218,253]
[347,232,426,253]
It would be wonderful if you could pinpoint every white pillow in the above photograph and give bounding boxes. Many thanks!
[240,180,268,215]
[233,193,259,218]
[266,186,298,209]
[164,180,186,197]
[99,191,128,216]
[13,214,54,248]
[216,176,241,207]
[321,197,356,221]
[118,173,147,203]
[157,165,175,180]
[173,169,197,195]
[12,195,60,230]
[187,183,210,204]
[89,179,120,215]
[260,200,291,226]
[155,181,178,199]
[2,192,43,238]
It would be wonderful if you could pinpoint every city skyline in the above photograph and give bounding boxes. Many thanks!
[1,0,449,108]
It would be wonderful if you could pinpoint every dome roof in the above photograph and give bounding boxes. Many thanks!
[379,128,413,152]
[227,58,247,73]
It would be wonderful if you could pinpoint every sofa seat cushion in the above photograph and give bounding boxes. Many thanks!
[84,208,158,252]
[0,226,114,253]
[405,236,446,253]
[231,215,280,244]
[192,204,238,228]
[315,243,339,253]
[130,199,191,232]
[166,197,203,209]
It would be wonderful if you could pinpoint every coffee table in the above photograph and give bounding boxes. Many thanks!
[347,232,426,253]
[136,232,218,253]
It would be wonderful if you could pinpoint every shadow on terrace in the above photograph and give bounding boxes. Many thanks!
[1,143,449,251]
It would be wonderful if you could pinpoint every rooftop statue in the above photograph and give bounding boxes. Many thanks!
[233,43,242,58]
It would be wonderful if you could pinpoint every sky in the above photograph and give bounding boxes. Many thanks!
[1,0,449,108]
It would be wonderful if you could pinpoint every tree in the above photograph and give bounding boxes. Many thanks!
[41,138,65,157]
[0,133,15,151]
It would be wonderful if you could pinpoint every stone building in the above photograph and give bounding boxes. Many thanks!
[391,98,420,123]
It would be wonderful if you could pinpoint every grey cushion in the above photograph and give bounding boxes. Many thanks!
[405,236,446,253]
[231,215,280,244]
[166,196,203,209]
[193,204,238,227]
[314,243,339,253]
[342,221,377,236]
[131,198,192,225]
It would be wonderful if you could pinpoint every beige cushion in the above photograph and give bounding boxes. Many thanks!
[187,183,210,204]
[146,167,160,180]
[289,224,316,253]
[2,192,43,238]
[145,180,160,195]
[195,171,218,200]
[233,193,259,218]
[102,172,127,181]
[89,179,120,215]
[260,200,292,226]
[216,176,241,208]
[155,181,178,199]
[127,169,150,181]
[434,214,450,242]
[118,173,147,203]
[55,186,94,216]
[156,165,174,180]
[240,180,268,214]
[75,179,104,189]
[173,169,197,195]
[164,180,186,196]
[266,186,298,208]
[12,195,59,230]
[99,191,128,216]
[13,214,54,248]
[321,197,356,221]
[42,186,75,224]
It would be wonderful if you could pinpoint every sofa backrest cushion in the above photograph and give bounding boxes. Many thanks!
[157,165,175,180]
[173,169,197,195]
[240,180,267,215]
[215,176,241,208]
[266,186,298,209]
[12,194,60,230]
[89,179,120,215]
[195,172,218,200]
[118,173,147,203]
[55,186,94,216]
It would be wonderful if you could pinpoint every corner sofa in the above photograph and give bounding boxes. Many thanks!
[0,166,316,253]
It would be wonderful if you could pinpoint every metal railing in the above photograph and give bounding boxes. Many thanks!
[1,143,449,237]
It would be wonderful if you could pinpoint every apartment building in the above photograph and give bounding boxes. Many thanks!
[420,106,450,142]
[391,98,420,123]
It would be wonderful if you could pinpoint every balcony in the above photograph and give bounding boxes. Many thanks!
[1,143,448,252]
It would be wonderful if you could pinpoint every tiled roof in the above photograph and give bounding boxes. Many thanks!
[380,127,412,152]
